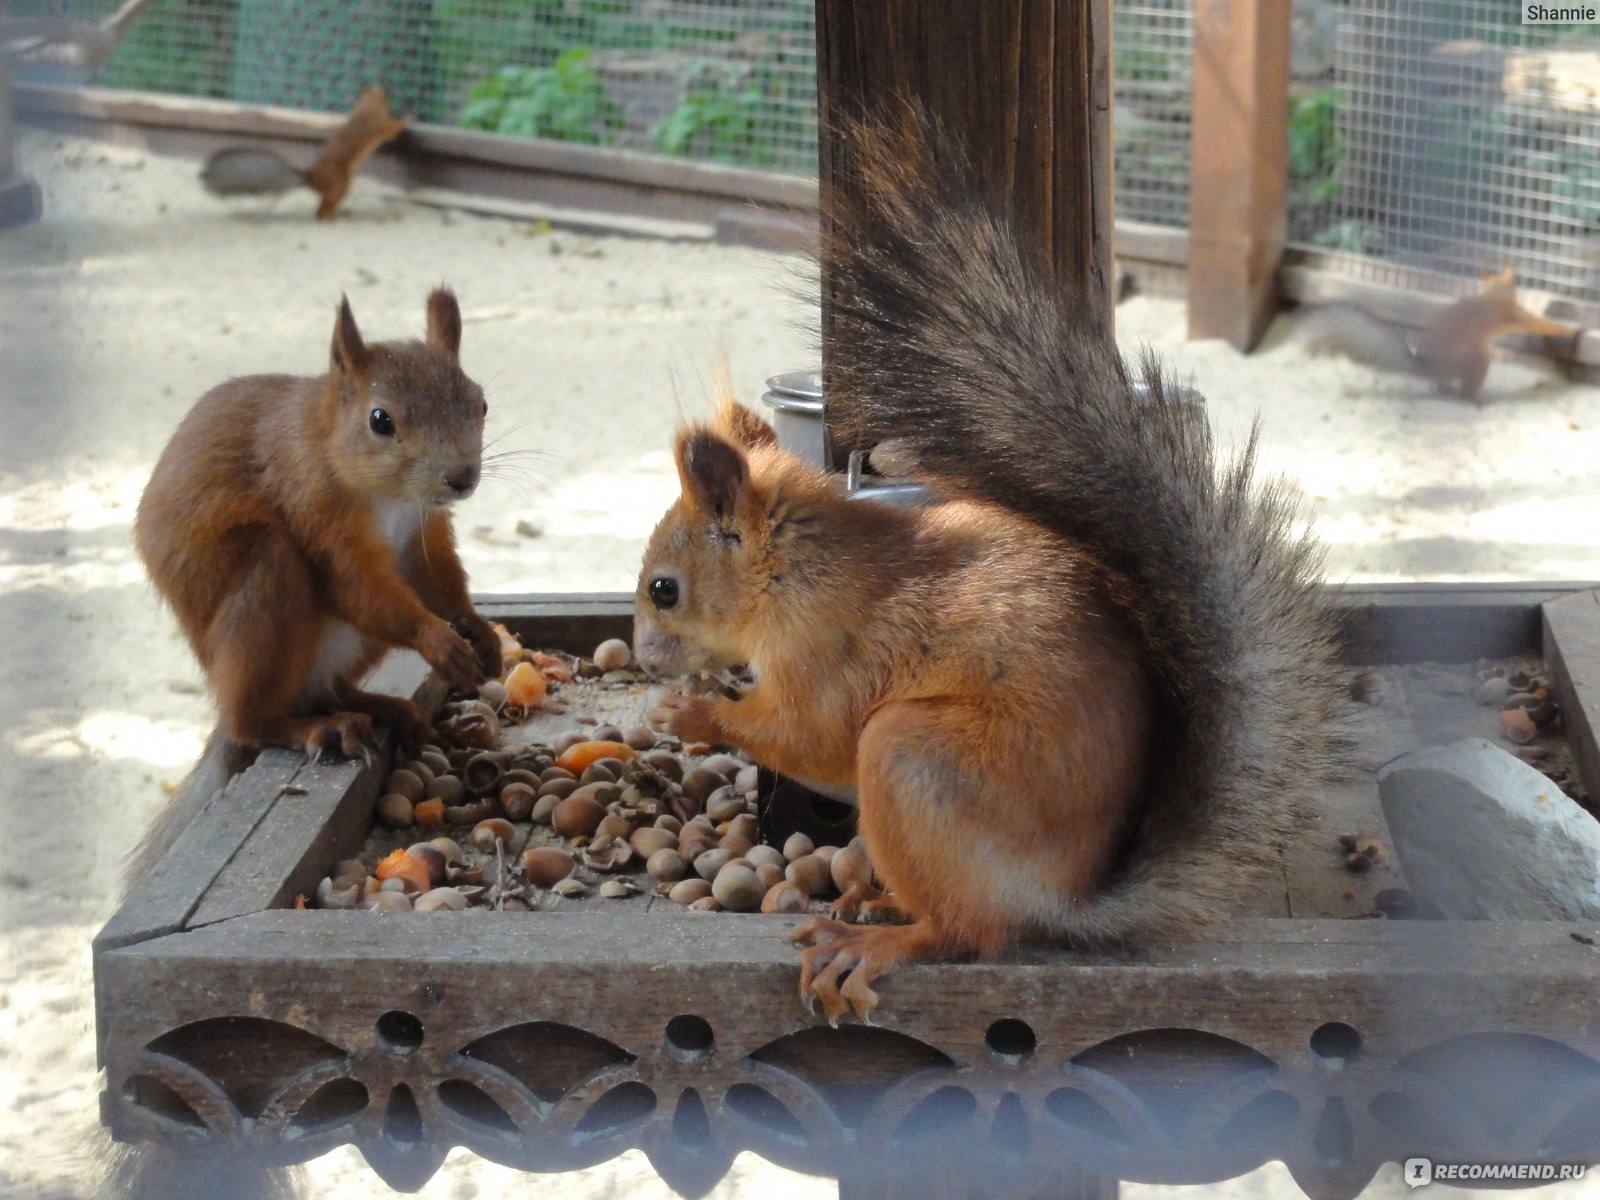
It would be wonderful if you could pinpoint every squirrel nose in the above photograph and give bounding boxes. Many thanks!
[445,465,479,496]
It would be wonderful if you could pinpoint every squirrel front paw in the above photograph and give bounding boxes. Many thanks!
[648,689,725,745]
[418,619,484,690]
[453,612,502,680]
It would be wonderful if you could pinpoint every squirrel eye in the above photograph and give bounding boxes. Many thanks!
[369,408,395,437]
[649,577,679,609]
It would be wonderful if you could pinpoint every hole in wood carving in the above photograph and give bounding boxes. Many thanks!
[891,1086,978,1146]
[146,1018,344,1120]
[1309,1022,1363,1066]
[1044,1088,1128,1152]
[724,1083,809,1145]
[672,1088,714,1152]
[985,1019,1037,1064]
[288,1077,368,1134]
[748,1026,953,1131]
[1213,1089,1299,1157]
[376,1011,424,1055]
[572,1081,657,1142]
[460,1022,634,1105]
[664,1015,715,1062]
[1538,1090,1600,1159]
[1312,1097,1355,1169]
[438,1079,518,1135]
[1070,1028,1276,1133]
[383,1084,424,1145]
[121,1074,205,1128]
[991,1091,1030,1155]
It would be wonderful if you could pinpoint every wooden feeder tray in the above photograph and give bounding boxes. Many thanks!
[96,587,1600,1199]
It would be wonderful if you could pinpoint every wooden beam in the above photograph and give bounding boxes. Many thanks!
[1187,0,1291,351]
[814,0,1115,443]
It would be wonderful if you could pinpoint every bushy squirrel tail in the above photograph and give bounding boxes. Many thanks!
[819,109,1347,942]
[1294,302,1422,374]
[200,146,308,198]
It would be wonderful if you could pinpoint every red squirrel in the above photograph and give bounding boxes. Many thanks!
[633,111,1346,1022]
[200,84,408,220]
[130,288,499,886]
[1297,265,1579,403]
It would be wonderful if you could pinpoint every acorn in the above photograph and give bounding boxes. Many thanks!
[786,854,831,896]
[333,858,368,883]
[425,775,465,806]
[375,793,415,829]
[463,753,506,795]
[761,882,809,914]
[471,818,516,853]
[647,848,688,883]
[623,725,657,751]
[600,878,639,899]
[594,813,633,841]
[538,776,579,801]
[520,847,575,887]
[688,896,722,913]
[643,750,684,783]
[630,826,678,858]
[682,767,728,804]
[591,724,625,745]
[418,750,452,778]
[702,753,744,779]
[593,639,632,671]
[712,863,764,911]
[385,769,426,803]
[746,844,784,871]
[553,795,606,838]
[406,843,448,886]
[694,847,733,882]
[580,761,618,785]
[552,877,587,898]
[782,832,815,862]
[478,679,508,711]
[500,782,537,821]
[415,887,469,913]
[429,837,464,864]
[754,862,785,890]
[831,847,873,892]
[669,878,712,905]
[706,786,745,823]
[735,764,760,794]
[317,876,361,909]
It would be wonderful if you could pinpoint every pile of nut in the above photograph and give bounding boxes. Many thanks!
[309,634,875,916]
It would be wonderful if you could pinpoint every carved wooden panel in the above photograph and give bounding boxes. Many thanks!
[95,588,1600,1199]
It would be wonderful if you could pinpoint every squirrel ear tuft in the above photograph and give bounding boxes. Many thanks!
[426,288,462,358]
[677,429,750,524]
[716,401,778,451]
[331,295,369,377]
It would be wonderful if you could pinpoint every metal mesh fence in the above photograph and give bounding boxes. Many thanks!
[1296,2,1600,302]
[61,0,820,173]
[1112,0,1194,229]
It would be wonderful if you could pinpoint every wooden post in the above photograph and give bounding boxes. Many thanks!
[814,0,1116,466]
[1187,0,1291,350]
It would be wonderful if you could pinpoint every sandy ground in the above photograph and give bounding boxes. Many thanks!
[3,127,1599,1200]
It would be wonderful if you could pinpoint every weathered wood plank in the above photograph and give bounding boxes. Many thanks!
[1543,588,1600,802]
[1187,0,1291,350]
[1328,582,1594,664]
[186,652,442,928]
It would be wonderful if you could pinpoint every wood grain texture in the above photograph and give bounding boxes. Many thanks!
[815,0,1114,469]
[1188,0,1291,350]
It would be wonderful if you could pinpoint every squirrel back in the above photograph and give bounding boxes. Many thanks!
[198,85,407,219]
[818,111,1347,943]
[1295,266,1576,402]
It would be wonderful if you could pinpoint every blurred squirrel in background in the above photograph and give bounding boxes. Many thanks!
[633,110,1346,1022]
[129,287,500,888]
[1295,266,1579,403]
[200,84,407,219]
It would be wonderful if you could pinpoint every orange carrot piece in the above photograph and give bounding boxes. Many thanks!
[554,740,638,773]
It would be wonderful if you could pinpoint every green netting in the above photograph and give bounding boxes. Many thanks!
[74,0,820,173]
